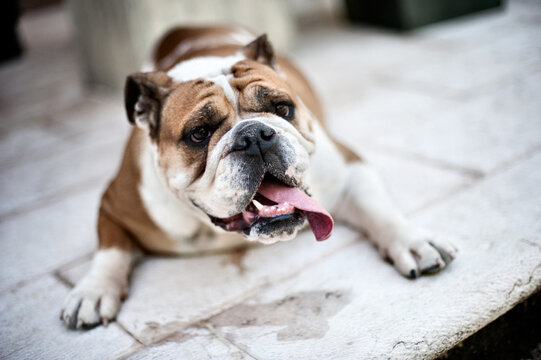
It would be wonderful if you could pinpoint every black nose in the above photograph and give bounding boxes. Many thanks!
[232,122,276,156]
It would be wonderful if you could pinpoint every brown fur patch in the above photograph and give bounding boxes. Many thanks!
[99,129,174,253]
[158,80,235,183]
[328,135,363,163]
[154,26,251,71]
[97,209,133,251]
[230,60,314,140]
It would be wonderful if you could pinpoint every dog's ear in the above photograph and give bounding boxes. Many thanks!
[242,34,277,69]
[124,71,172,139]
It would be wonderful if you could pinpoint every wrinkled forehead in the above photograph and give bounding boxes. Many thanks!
[167,54,242,104]
[165,55,294,111]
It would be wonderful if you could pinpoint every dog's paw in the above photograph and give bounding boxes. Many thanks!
[380,228,458,279]
[60,274,127,329]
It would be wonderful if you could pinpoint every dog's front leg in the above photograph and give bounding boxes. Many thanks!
[335,162,457,278]
[61,210,134,329]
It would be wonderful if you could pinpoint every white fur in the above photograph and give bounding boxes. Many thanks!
[167,54,244,82]
[306,121,349,212]
[139,139,202,240]
[167,54,242,113]
[85,248,132,286]
[227,28,257,44]
[61,248,132,327]
[334,162,457,277]
[138,135,246,252]
[209,74,237,107]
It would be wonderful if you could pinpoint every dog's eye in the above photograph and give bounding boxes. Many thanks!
[190,126,212,143]
[274,102,294,120]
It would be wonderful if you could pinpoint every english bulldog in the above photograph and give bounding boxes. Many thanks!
[60,26,457,329]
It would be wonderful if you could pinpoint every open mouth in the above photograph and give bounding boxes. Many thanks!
[209,175,334,241]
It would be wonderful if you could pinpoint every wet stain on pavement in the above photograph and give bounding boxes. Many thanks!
[209,290,351,341]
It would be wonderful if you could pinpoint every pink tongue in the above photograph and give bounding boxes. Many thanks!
[257,181,334,241]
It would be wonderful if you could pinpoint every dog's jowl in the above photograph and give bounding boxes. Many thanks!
[60,26,457,329]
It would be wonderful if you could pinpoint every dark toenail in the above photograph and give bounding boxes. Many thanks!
[422,264,441,274]
[410,269,418,279]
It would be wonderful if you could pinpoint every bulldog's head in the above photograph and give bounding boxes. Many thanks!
[125,35,332,244]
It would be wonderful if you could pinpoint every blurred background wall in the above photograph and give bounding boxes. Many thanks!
[8,0,501,90]
[66,0,344,90]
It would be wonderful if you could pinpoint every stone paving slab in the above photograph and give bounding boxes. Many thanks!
[380,35,540,99]
[0,122,66,168]
[322,86,465,168]
[374,3,541,99]
[417,1,540,49]
[0,137,123,217]
[123,326,252,360]
[0,95,129,218]
[0,99,128,175]
[0,44,82,125]
[0,276,137,360]
[52,94,126,136]
[317,81,461,135]
[325,69,541,176]
[0,187,101,292]
[355,149,472,214]
[201,151,541,360]
[60,227,357,345]
[293,4,539,107]
[368,73,541,175]
[293,30,449,109]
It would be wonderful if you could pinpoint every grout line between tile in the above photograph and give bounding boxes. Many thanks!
[53,252,94,287]
[406,180,477,216]
[0,252,93,295]
[52,272,146,352]
[53,271,75,290]
[54,266,146,343]
[114,324,146,350]
[370,58,528,103]
[481,143,541,178]
[0,175,107,223]
[204,323,259,360]
[407,144,541,216]
[147,238,358,346]
[0,271,52,295]
[366,143,486,179]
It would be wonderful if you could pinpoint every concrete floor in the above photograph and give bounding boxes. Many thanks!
[1,1,540,359]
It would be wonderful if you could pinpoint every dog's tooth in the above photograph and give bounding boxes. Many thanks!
[252,199,264,211]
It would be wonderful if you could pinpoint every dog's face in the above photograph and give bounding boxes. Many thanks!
[125,36,328,244]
